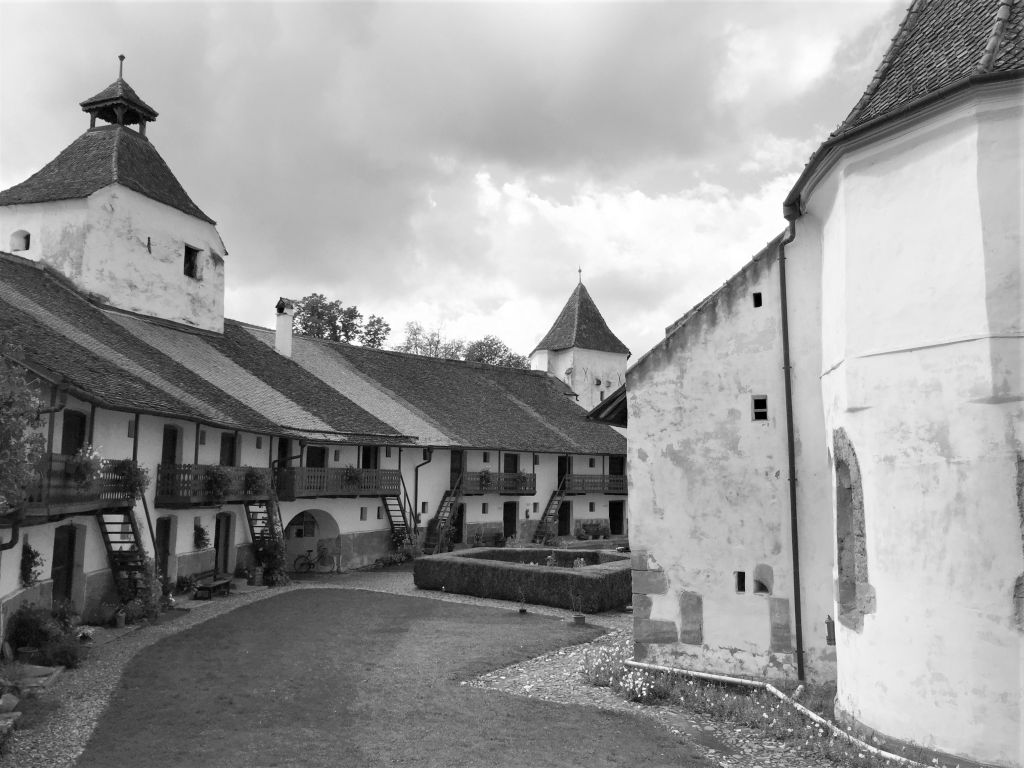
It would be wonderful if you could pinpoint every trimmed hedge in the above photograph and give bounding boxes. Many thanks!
[413,548,631,613]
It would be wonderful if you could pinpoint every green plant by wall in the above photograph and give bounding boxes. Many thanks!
[244,467,268,496]
[257,493,291,587]
[20,541,43,587]
[111,459,150,498]
[194,522,211,550]
[205,466,232,503]
[67,444,104,486]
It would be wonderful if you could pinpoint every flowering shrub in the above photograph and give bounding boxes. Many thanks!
[68,445,103,486]
[19,541,44,587]
[579,644,628,687]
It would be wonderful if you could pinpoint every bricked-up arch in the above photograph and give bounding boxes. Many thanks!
[834,428,875,631]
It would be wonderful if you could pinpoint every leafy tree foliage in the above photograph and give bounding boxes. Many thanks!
[292,293,391,349]
[0,340,45,519]
[394,324,528,369]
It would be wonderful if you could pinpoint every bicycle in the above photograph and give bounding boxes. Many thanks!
[293,542,336,574]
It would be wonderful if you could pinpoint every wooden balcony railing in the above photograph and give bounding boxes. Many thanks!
[275,467,401,501]
[461,471,537,496]
[155,464,273,507]
[23,453,135,516]
[564,474,628,495]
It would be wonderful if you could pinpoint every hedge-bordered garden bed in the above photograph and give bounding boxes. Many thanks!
[413,548,631,613]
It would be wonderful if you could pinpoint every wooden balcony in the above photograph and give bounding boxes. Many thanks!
[461,471,537,496]
[275,467,401,501]
[155,464,273,507]
[23,453,135,518]
[564,474,628,495]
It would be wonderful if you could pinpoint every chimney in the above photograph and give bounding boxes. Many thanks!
[275,298,295,357]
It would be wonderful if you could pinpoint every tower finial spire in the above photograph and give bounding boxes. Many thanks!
[118,54,125,79]
[578,266,582,285]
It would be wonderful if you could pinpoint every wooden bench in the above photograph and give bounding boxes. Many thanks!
[193,570,232,600]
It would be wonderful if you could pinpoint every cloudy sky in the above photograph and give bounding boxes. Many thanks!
[0,1,905,358]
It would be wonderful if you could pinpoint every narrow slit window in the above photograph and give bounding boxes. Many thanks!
[183,245,200,278]
[376,506,383,520]
[735,571,746,593]
[359,507,368,521]
[482,451,490,463]
[752,396,768,421]
[482,503,489,515]
[753,292,763,308]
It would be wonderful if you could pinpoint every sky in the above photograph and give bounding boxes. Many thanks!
[0,0,906,359]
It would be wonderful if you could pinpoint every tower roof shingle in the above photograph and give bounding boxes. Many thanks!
[532,283,629,357]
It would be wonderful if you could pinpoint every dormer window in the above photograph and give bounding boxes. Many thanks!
[183,245,200,278]
[10,230,30,252]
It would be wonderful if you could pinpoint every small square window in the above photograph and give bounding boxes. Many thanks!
[753,292,763,308]
[482,503,489,515]
[421,502,428,517]
[588,502,595,512]
[735,571,746,592]
[533,454,539,466]
[199,429,206,445]
[599,390,605,401]
[183,245,200,279]
[359,507,367,521]
[532,502,539,516]
[752,396,768,421]
[376,506,383,520]
[385,446,392,458]
[483,451,490,463]
[127,418,135,438]
[256,436,263,450]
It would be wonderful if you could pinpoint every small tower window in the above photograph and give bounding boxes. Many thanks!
[752,396,768,421]
[183,245,200,279]
[753,292,763,308]
[10,230,30,252]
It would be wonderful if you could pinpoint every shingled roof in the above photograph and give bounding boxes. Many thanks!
[80,77,158,124]
[0,126,215,224]
[532,283,630,356]
[787,0,1024,209]
[0,252,400,442]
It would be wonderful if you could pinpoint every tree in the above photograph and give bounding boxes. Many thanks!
[292,293,390,348]
[0,340,45,519]
[394,324,527,368]
[463,335,529,369]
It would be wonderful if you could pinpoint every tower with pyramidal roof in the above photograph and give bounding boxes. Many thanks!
[531,280,629,411]
[0,57,227,332]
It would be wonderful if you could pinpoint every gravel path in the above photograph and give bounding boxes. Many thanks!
[2,569,831,768]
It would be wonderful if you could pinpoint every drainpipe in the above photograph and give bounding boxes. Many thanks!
[778,206,804,681]
[412,448,434,527]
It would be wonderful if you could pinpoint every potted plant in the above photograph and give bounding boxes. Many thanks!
[341,465,361,489]
[569,587,586,625]
[204,466,232,503]
[244,467,268,496]
[66,444,103,487]
[111,459,150,498]
[477,469,493,491]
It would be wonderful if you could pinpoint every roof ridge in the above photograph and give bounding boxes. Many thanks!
[978,0,1015,71]
[110,125,120,181]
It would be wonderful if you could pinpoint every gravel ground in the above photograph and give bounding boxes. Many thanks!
[2,568,832,768]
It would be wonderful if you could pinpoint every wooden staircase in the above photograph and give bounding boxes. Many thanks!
[381,495,411,547]
[244,501,278,544]
[532,479,568,544]
[97,510,147,597]
[423,480,463,555]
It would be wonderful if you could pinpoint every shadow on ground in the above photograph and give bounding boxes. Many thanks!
[76,589,709,767]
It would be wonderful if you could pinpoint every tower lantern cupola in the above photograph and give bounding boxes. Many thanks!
[79,55,158,138]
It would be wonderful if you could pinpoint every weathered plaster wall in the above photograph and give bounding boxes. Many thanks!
[567,348,628,412]
[0,198,90,274]
[627,244,807,679]
[809,87,1024,766]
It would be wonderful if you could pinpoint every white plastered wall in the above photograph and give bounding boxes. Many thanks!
[809,85,1024,766]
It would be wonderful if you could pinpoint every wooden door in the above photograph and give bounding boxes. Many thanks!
[609,501,625,536]
[306,446,327,468]
[557,501,571,537]
[155,517,172,578]
[360,446,379,470]
[219,433,237,467]
[161,425,179,466]
[60,410,87,456]
[557,455,572,487]
[51,525,76,603]
[214,513,231,574]
[502,501,517,539]
[503,453,519,473]
[450,450,464,490]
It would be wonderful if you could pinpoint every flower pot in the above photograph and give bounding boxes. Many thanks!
[16,646,41,664]
[572,614,586,625]
[113,612,126,629]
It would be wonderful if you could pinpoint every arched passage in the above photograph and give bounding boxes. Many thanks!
[283,509,340,571]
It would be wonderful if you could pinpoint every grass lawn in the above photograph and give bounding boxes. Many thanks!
[75,589,709,767]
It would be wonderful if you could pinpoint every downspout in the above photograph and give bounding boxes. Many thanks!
[412,448,434,527]
[778,206,804,681]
